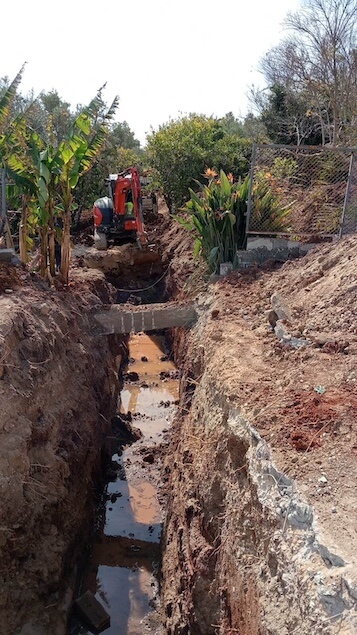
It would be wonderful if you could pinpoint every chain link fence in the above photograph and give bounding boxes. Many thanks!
[246,144,357,240]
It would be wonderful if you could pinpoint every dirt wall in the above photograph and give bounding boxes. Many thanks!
[0,268,125,635]
[162,294,357,635]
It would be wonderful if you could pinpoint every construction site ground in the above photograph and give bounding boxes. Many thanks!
[1,207,357,632]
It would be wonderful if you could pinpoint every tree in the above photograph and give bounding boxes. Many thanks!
[258,0,357,145]
[38,90,73,144]
[218,112,245,136]
[110,121,141,150]
[6,91,119,282]
[0,67,26,238]
[146,114,251,211]
[256,83,324,145]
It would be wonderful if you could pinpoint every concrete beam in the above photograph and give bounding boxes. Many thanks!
[92,302,197,335]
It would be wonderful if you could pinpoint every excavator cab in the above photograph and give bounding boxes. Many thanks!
[93,167,149,250]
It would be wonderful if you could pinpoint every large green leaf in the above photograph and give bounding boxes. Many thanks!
[69,173,80,188]
[39,159,51,185]
[75,112,91,135]
[38,176,49,203]
[0,65,25,136]
[59,143,74,165]
[188,188,203,208]
[219,170,231,197]
[209,246,219,266]
[193,239,202,258]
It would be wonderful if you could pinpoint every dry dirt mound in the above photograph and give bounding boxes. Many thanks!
[209,234,357,564]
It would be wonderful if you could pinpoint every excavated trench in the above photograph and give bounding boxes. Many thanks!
[2,229,352,634]
[69,332,179,634]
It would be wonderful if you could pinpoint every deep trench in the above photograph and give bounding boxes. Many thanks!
[68,262,177,634]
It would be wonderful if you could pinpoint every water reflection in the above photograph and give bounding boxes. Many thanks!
[71,334,178,635]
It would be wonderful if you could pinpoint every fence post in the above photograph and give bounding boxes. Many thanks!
[244,143,257,247]
[340,151,355,238]
[0,167,7,236]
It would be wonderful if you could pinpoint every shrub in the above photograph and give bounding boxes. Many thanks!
[146,114,251,211]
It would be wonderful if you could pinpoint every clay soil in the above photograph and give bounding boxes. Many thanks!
[0,262,125,634]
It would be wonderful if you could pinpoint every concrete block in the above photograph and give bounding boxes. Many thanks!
[239,236,322,269]
[93,302,197,335]
[246,237,274,251]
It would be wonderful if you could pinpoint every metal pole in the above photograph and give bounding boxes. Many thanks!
[340,152,355,238]
[0,167,6,235]
[244,143,257,246]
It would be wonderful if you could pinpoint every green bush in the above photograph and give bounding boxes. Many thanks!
[146,114,251,211]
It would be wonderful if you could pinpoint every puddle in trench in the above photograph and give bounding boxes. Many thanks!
[71,333,178,635]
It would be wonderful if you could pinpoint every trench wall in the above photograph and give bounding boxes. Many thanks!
[0,271,125,635]
[161,320,357,635]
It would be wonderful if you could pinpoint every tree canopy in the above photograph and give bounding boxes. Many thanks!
[146,114,252,210]
[252,0,357,146]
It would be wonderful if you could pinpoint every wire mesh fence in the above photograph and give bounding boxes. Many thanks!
[246,144,356,240]
[341,153,357,235]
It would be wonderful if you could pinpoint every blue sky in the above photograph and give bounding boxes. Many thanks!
[1,0,299,144]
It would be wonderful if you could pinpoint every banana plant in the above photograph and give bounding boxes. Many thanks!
[53,92,119,283]
[0,66,25,237]
[5,90,118,281]
[5,117,47,267]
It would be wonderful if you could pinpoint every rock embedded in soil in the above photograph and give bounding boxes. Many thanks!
[271,291,293,323]
[143,453,155,464]
[111,415,142,443]
[160,369,180,380]
[123,371,140,382]
[267,309,278,328]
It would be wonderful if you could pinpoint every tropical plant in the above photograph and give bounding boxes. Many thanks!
[5,90,119,281]
[53,93,119,283]
[0,66,25,237]
[177,169,249,273]
[5,119,45,264]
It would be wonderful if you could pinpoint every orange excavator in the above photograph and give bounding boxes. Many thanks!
[93,167,149,251]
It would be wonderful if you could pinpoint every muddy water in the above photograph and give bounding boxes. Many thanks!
[73,333,178,635]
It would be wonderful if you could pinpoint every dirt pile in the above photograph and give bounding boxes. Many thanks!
[0,267,125,635]
[161,234,357,634]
